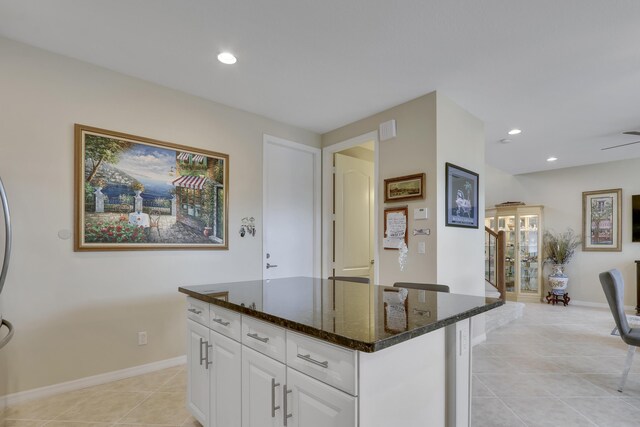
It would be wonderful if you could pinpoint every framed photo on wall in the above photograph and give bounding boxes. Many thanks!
[384,173,426,203]
[383,206,408,250]
[445,162,479,228]
[75,124,229,251]
[582,188,622,251]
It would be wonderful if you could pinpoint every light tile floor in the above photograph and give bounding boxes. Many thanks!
[2,302,638,427]
[472,302,640,427]
[0,365,200,427]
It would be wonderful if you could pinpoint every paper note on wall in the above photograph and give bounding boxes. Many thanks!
[383,212,407,249]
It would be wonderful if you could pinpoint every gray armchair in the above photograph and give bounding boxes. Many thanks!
[599,269,640,392]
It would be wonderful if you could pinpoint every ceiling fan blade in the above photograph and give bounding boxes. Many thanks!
[623,131,640,136]
[601,140,640,150]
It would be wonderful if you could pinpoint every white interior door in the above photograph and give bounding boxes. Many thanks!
[334,153,374,278]
[263,135,320,279]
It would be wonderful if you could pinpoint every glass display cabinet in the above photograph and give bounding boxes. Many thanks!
[485,205,543,302]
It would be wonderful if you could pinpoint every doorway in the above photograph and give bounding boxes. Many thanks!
[322,131,379,283]
[263,135,321,280]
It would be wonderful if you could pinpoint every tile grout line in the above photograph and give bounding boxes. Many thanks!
[494,395,528,426]
[112,368,186,425]
[558,397,607,427]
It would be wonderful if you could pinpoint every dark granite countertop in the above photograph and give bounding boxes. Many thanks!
[179,277,503,352]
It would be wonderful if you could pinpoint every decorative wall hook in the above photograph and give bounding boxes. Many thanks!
[239,217,256,237]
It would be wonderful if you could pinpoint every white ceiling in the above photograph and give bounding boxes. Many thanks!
[2,0,640,175]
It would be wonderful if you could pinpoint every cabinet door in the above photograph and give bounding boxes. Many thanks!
[518,214,540,295]
[187,319,210,425]
[242,346,286,427]
[210,330,242,427]
[285,368,356,427]
[498,215,516,293]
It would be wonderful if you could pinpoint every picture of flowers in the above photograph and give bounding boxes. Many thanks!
[75,124,228,251]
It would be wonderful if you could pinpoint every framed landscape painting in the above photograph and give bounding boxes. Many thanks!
[74,124,229,251]
[445,162,479,228]
[582,188,622,252]
[384,173,425,203]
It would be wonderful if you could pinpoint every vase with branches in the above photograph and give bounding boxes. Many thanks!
[543,228,581,293]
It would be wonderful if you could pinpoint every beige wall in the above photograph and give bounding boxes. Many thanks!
[0,37,320,396]
[486,159,640,307]
[322,92,486,300]
[435,94,485,297]
[322,93,439,285]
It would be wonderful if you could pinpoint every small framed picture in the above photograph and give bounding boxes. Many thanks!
[383,206,408,250]
[445,163,479,228]
[384,173,426,203]
[582,188,622,251]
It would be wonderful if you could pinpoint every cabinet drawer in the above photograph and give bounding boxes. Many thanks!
[210,304,241,341]
[186,297,209,327]
[286,331,357,396]
[241,316,286,363]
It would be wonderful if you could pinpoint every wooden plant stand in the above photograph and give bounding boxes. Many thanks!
[546,291,570,306]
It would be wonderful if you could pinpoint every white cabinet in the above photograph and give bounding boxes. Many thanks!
[285,368,356,427]
[210,330,242,427]
[187,319,210,425]
[187,318,241,427]
[242,346,286,427]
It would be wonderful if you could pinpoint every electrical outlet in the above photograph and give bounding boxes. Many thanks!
[138,331,148,346]
[418,241,426,254]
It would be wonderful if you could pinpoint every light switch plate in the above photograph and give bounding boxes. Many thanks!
[418,241,426,254]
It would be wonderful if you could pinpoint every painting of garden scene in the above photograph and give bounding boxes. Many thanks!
[75,124,228,250]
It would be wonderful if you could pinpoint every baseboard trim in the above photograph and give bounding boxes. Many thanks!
[0,355,186,409]
[471,333,487,347]
[570,299,635,311]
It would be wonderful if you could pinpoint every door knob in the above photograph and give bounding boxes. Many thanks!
[266,263,278,269]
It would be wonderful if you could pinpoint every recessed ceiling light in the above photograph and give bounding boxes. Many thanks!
[508,129,522,135]
[498,138,512,144]
[547,157,558,162]
[217,52,237,65]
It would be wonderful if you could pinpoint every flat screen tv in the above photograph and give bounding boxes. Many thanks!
[633,195,640,242]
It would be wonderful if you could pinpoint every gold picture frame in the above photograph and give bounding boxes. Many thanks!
[75,124,229,251]
[582,188,622,252]
[384,173,426,203]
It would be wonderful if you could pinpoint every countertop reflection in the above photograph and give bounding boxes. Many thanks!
[179,277,503,352]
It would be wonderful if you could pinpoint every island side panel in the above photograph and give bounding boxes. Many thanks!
[358,328,446,427]
[446,318,472,427]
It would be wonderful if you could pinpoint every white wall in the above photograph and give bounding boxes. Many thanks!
[0,37,320,396]
[486,159,640,307]
[436,94,485,297]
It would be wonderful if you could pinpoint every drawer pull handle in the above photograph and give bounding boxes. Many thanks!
[283,385,292,426]
[205,342,213,369]
[200,338,209,369]
[297,353,329,368]
[212,318,230,327]
[271,378,280,418]
[247,332,270,343]
[188,308,203,315]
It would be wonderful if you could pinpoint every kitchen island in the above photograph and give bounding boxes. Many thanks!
[179,277,502,427]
